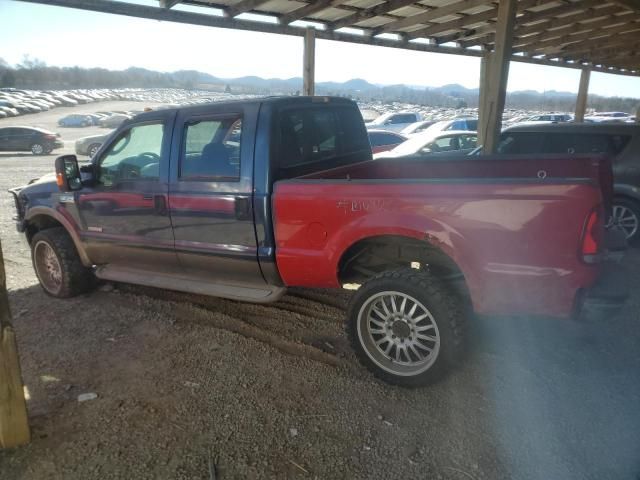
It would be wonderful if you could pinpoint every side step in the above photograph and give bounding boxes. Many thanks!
[95,265,286,303]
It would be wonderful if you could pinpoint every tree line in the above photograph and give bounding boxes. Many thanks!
[1,57,638,113]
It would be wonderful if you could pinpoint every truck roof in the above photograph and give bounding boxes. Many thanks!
[133,95,358,121]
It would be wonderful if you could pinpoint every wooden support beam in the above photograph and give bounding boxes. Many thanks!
[329,0,419,31]
[460,0,608,47]
[374,0,488,35]
[280,0,344,25]
[303,27,315,96]
[159,0,180,8]
[407,2,501,39]
[481,0,517,154]
[0,239,30,449]
[477,53,492,148]
[574,68,591,122]
[512,15,632,50]
[522,23,640,55]
[636,105,640,122]
[614,0,640,13]
[225,0,271,17]
[533,28,640,56]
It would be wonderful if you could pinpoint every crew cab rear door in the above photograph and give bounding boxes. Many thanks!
[168,102,265,285]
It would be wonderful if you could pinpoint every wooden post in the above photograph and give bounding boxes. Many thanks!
[636,105,640,123]
[481,0,517,154]
[0,239,30,448]
[303,27,315,96]
[575,68,591,122]
[477,53,493,148]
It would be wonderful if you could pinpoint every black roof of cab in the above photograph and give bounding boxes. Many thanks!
[503,122,640,135]
[129,96,358,123]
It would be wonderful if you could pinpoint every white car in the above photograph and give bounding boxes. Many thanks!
[365,112,422,133]
[373,130,478,159]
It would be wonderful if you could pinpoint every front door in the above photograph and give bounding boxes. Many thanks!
[168,104,265,285]
[75,112,179,271]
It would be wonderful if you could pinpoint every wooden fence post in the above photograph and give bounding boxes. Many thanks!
[0,239,30,448]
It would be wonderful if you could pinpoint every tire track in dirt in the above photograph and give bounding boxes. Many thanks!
[116,284,354,370]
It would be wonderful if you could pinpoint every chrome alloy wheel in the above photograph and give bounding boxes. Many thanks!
[34,240,63,294]
[609,204,639,240]
[357,291,440,376]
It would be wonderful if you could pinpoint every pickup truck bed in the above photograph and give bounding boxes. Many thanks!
[274,154,611,318]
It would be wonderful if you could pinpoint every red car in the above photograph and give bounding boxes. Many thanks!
[367,129,406,154]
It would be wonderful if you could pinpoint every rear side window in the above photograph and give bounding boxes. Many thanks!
[180,115,242,181]
[278,106,370,174]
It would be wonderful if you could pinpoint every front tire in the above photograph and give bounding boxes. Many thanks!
[88,143,101,157]
[347,269,466,387]
[31,227,95,298]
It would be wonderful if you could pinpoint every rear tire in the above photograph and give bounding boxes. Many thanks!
[347,268,467,387]
[610,198,640,244]
[30,143,44,155]
[31,227,95,298]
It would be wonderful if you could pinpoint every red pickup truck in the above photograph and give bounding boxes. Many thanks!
[11,97,615,387]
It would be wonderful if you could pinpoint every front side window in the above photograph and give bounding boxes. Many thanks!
[98,123,164,186]
[459,134,478,149]
[180,116,242,181]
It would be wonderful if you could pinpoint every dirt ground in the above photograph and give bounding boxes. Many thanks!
[1,104,640,480]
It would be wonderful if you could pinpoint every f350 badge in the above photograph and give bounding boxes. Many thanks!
[337,199,390,213]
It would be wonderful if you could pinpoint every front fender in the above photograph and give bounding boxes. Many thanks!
[24,206,92,267]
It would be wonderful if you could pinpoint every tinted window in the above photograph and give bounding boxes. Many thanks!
[98,123,164,185]
[369,132,403,147]
[390,114,416,124]
[459,134,478,149]
[278,106,369,173]
[180,116,241,181]
[548,133,631,156]
[423,136,459,152]
[466,120,478,130]
[497,132,546,154]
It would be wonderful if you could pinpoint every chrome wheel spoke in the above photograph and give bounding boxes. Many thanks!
[358,290,441,375]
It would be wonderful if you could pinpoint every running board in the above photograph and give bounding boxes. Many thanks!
[94,266,286,303]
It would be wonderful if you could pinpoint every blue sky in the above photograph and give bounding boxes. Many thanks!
[1,0,639,98]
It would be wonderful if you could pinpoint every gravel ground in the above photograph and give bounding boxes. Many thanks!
[0,104,639,479]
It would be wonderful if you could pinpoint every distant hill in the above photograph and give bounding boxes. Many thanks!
[1,60,638,112]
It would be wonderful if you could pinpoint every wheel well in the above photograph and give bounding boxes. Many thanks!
[25,215,64,244]
[338,235,468,293]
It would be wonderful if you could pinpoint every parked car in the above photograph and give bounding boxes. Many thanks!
[401,120,438,136]
[421,117,478,136]
[522,113,573,123]
[366,112,422,132]
[367,129,406,154]
[0,126,63,154]
[100,114,131,128]
[375,130,478,159]
[10,97,618,387]
[58,114,92,127]
[75,131,113,157]
[0,110,7,119]
[494,123,640,242]
[585,112,632,123]
[0,106,20,117]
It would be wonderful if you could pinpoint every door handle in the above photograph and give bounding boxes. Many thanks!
[153,195,168,216]
[235,197,251,221]
[143,194,153,200]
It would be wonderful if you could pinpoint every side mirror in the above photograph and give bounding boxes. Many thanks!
[55,155,82,192]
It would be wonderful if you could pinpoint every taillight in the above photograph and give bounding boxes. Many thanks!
[581,206,604,263]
